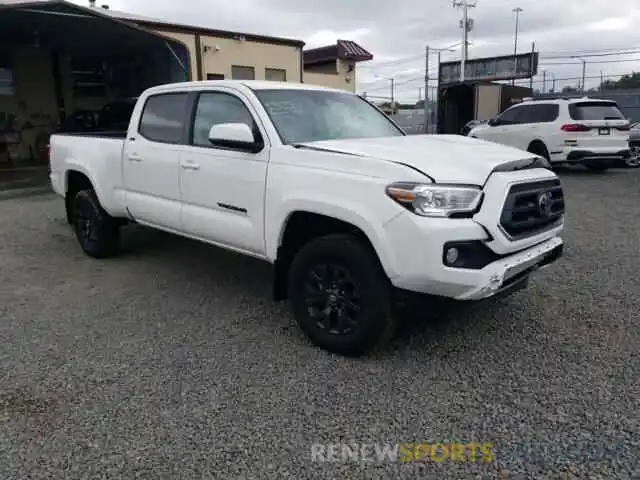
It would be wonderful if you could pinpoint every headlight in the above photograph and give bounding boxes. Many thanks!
[386,182,483,217]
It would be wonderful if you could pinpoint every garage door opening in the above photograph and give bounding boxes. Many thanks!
[0,0,191,171]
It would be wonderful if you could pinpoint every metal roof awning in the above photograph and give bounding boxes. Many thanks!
[304,40,373,67]
[0,0,189,62]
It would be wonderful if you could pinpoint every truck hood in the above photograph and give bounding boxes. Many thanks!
[297,134,541,184]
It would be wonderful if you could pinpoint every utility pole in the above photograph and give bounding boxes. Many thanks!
[424,45,429,133]
[511,7,523,85]
[580,59,586,91]
[453,0,476,82]
[542,70,546,94]
[552,73,556,93]
[529,42,535,89]
[390,78,395,104]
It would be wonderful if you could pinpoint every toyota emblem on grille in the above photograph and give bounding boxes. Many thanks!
[537,191,553,217]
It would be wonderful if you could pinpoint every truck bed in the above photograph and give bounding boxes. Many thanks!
[49,133,128,217]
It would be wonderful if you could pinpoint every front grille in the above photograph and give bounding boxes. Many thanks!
[500,179,565,239]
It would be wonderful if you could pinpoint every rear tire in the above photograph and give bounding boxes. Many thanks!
[72,189,120,258]
[527,141,550,161]
[626,145,640,168]
[287,234,397,357]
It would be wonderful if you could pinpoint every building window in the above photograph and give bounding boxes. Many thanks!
[265,68,286,82]
[71,56,107,97]
[0,51,15,96]
[231,65,255,80]
[207,73,225,80]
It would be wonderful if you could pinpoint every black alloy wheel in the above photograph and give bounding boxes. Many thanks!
[303,262,362,336]
[72,189,120,258]
[288,234,397,357]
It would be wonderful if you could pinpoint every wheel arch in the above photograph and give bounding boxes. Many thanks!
[272,209,396,301]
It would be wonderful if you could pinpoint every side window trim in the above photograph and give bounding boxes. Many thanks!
[499,106,521,124]
[517,105,535,124]
[537,104,560,123]
[186,90,265,152]
[137,92,190,145]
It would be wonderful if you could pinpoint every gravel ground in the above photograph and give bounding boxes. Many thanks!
[0,169,638,479]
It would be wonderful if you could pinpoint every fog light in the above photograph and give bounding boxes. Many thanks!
[445,247,459,265]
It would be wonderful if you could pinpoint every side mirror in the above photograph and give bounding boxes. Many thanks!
[208,123,263,153]
[488,117,498,126]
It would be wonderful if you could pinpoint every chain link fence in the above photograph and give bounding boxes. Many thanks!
[388,108,438,135]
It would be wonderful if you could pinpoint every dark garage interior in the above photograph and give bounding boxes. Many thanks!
[0,0,191,170]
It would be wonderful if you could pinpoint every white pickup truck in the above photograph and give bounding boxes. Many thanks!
[49,80,565,357]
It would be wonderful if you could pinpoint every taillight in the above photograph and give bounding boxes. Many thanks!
[561,124,591,132]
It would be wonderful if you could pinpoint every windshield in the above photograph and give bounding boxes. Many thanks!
[253,89,405,144]
[569,101,625,121]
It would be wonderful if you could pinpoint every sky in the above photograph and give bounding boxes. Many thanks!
[69,0,640,102]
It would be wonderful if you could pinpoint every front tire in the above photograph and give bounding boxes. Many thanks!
[287,234,397,357]
[72,189,120,258]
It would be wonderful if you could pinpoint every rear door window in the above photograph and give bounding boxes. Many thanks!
[138,93,189,143]
[533,104,559,122]
[569,102,624,121]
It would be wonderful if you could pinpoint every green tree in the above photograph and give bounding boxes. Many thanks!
[601,72,640,90]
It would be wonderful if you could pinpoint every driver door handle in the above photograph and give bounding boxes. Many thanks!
[128,154,143,162]
[180,161,200,171]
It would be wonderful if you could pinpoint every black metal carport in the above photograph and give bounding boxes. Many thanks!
[0,0,191,125]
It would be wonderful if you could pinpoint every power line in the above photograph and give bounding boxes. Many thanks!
[540,57,640,66]
[363,75,424,92]
[540,50,640,60]
[358,47,640,74]
[359,42,461,72]
[539,46,640,55]
[357,54,424,70]
[513,73,627,86]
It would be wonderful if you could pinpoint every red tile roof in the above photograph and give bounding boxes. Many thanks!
[304,40,373,66]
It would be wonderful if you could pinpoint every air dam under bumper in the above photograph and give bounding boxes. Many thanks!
[454,236,563,300]
[388,232,563,301]
[552,148,630,166]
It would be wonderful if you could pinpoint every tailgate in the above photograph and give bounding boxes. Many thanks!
[565,101,630,149]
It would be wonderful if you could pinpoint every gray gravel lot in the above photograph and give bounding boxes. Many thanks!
[1,169,639,479]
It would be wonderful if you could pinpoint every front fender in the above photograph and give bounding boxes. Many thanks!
[268,195,403,280]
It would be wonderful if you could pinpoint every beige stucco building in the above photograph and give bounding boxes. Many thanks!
[103,8,374,92]
[0,0,373,169]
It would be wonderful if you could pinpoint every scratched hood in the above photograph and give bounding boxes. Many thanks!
[297,134,545,184]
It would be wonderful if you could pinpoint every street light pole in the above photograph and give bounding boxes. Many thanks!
[512,7,523,85]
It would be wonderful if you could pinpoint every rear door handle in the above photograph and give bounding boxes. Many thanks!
[180,161,200,171]
[128,154,143,162]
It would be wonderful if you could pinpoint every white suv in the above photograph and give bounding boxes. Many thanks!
[469,97,632,171]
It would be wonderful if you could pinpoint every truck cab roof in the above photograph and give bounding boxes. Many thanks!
[143,80,349,96]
